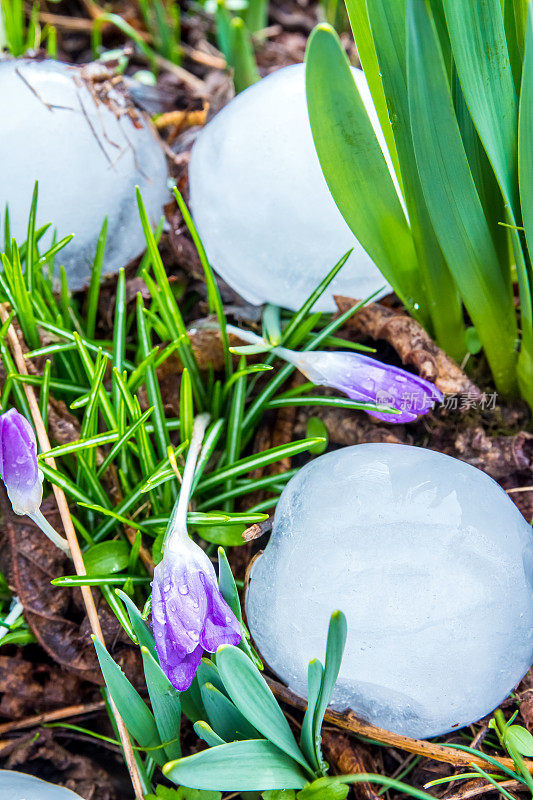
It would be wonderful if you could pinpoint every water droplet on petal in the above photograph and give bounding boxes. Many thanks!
[178,584,189,595]
[188,630,199,642]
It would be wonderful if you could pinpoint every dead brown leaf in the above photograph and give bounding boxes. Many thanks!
[4,728,117,800]
[0,495,141,686]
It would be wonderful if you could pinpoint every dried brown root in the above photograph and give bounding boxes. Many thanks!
[454,426,533,479]
[322,730,382,800]
[334,296,481,398]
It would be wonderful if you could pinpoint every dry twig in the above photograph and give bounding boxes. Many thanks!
[267,678,533,775]
[0,306,144,800]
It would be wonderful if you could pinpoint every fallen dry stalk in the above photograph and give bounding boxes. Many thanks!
[267,678,533,775]
[0,306,145,800]
[0,701,107,736]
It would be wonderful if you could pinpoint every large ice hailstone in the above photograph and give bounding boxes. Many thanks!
[0,58,168,291]
[189,64,395,312]
[246,444,533,739]
[0,769,83,799]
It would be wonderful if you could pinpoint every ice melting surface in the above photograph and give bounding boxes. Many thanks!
[0,769,83,798]
[189,64,394,312]
[0,59,168,290]
[246,444,533,738]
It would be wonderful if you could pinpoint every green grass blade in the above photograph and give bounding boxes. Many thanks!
[85,218,107,340]
[173,188,232,378]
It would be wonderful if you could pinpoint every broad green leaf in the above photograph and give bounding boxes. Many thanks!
[305,24,425,325]
[300,659,323,771]
[91,636,164,764]
[141,646,181,761]
[306,418,328,455]
[343,0,401,182]
[146,785,221,800]
[504,0,525,91]
[303,774,443,800]
[519,2,533,279]
[517,2,533,406]
[181,675,207,723]
[200,682,261,741]
[454,77,508,266]
[263,792,296,800]
[194,720,226,747]
[216,645,313,774]
[218,548,262,668]
[365,0,465,359]
[197,658,227,695]
[312,611,347,769]
[163,740,308,791]
[407,0,518,395]
[297,777,349,800]
[444,0,519,213]
[504,724,533,756]
[196,523,247,546]
[84,541,129,575]
[115,589,157,658]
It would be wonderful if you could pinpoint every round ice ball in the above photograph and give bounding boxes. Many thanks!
[0,769,83,799]
[0,58,169,291]
[246,443,533,738]
[189,63,394,312]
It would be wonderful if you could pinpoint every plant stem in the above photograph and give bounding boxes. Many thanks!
[28,508,71,555]
[166,413,210,547]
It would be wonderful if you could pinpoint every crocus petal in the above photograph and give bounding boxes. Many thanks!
[152,536,241,690]
[0,408,43,514]
[165,644,203,691]
[200,571,241,651]
[290,351,442,424]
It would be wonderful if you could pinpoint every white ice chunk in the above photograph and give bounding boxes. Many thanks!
[0,769,83,799]
[189,63,395,312]
[246,443,533,738]
[0,59,168,290]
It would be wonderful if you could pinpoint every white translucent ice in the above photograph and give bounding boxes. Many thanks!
[189,64,395,312]
[246,443,533,738]
[0,769,83,799]
[0,59,168,290]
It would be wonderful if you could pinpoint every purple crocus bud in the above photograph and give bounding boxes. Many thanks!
[152,536,241,690]
[226,324,442,423]
[0,408,43,514]
[278,349,443,423]
[151,414,241,691]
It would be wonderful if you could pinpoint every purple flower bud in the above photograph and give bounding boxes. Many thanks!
[0,408,43,514]
[152,536,241,691]
[285,350,443,423]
